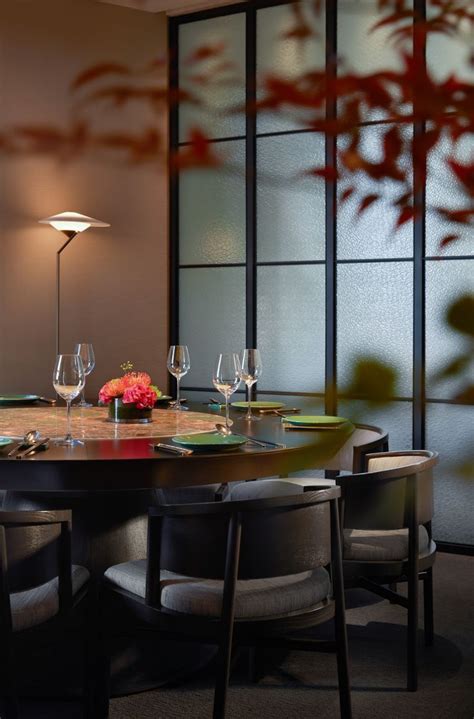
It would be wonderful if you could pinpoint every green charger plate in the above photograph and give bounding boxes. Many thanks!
[155,395,172,404]
[172,432,247,452]
[231,401,284,411]
[283,415,347,427]
[0,394,40,406]
[0,437,14,448]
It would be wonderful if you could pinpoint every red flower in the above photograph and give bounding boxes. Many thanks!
[122,383,157,409]
[122,371,152,388]
[98,377,125,404]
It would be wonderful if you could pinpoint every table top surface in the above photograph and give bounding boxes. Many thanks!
[0,403,355,490]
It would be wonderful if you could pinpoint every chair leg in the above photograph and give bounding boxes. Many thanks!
[335,611,352,719]
[213,629,234,719]
[407,571,418,691]
[423,568,434,647]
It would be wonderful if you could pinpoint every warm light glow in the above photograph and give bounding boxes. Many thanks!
[39,211,110,235]
[50,220,91,233]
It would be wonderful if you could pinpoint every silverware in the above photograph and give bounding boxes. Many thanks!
[215,424,284,449]
[37,396,57,405]
[257,408,301,416]
[149,443,193,456]
[208,397,223,405]
[8,429,41,457]
[16,437,50,459]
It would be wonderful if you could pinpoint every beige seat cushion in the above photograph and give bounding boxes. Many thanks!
[344,526,430,561]
[105,559,331,620]
[11,565,89,632]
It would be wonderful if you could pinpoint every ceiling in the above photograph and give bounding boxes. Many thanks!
[98,0,244,15]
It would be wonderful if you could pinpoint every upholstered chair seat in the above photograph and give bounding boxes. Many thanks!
[11,565,89,632]
[343,526,430,562]
[105,559,330,620]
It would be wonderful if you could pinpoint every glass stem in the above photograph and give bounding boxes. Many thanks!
[80,387,86,405]
[246,382,252,420]
[225,395,230,428]
[66,400,72,440]
[176,375,181,408]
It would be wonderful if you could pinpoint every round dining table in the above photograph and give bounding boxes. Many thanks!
[0,401,354,696]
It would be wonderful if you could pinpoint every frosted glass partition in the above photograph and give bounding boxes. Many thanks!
[256,1,325,133]
[338,0,412,120]
[179,13,246,141]
[179,140,246,265]
[179,267,246,387]
[338,400,413,451]
[427,7,473,82]
[337,262,413,396]
[425,260,474,399]
[337,125,413,259]
[427,403,474,544]
[426,132,474,257]
[257,133,326,262]
[257,265,325,393]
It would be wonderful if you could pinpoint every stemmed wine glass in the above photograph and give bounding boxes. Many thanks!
[167,345,190,411]
[239,349,262,422]
[212,353,241,430]
[74,343,95,408]
[52,354,85,446]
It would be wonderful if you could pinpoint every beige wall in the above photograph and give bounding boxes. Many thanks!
[0,0,169,399]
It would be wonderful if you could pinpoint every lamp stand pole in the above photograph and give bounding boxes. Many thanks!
[56,231,78,356]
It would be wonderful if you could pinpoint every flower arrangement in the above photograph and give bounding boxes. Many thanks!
[99,362,162,412]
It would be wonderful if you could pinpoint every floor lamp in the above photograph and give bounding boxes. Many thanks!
[39,212,110,356]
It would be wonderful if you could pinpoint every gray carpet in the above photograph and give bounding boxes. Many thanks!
[19,553,474,718]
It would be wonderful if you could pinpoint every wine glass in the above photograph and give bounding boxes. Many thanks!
[74,343,95,408]
[212,353,241,430]
[239,349,263,422]
[167,345,190,411]
[53,354,85,446]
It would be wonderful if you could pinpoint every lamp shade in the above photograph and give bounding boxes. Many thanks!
[39,211,110,233]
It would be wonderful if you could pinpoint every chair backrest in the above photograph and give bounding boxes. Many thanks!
[339,451,438,531]
[0,510,72,605]
[149,484,340,586]
[324,423,389,473]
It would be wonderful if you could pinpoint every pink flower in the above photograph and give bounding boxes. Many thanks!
[122,383,156,409]
[98,378,125,404]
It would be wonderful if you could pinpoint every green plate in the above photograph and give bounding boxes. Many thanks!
[172,432,247,452]
[0,394,40,406]
[231,401,284,410]
[283,415,347,427]
[0,437,13,448]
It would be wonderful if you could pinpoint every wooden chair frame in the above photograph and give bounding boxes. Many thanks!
[301,450,438,691]
[0,510,92,719]
[97,487,352,719]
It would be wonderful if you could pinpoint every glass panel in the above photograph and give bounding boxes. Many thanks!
[179,140,245,265]
[256,1,326,133]
[257,265,325,393]
[427,403,474,545]
[337,124,413,259]
[426,132,474,257]
[257,133,326,262]
[427,8,473,82]
[338,400,413,451]
[425,260,474,400]
[338,0,412,121]
[179,14,246,142]
[179,267,246,387]
[337,262,413,396]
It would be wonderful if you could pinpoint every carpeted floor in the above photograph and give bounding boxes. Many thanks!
[20,552,474,718]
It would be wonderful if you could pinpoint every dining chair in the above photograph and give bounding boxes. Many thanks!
[284,423,389,487]
[0,510,91,718]
[96,483,352,719]
[264,450,438,691]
